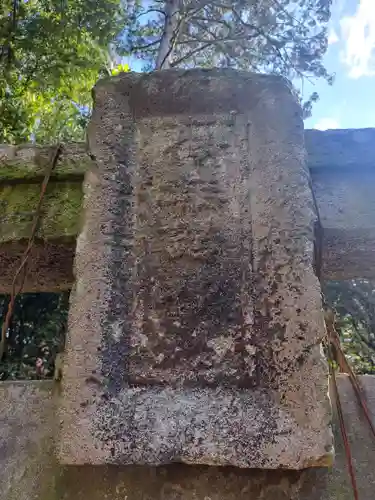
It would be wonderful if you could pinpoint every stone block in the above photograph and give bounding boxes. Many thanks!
[311,166,375,280]
[58,69,332,468]
[3,376,375,500]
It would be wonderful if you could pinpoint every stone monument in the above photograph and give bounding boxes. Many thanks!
[58,69,333,469]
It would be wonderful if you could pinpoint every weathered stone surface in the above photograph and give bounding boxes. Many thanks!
[57,69,332,469]
[0,181,82,243]
[0,382,57,500]
[0,142,92,181]
[307,124,375,282]
[0,241,75,294]
[0,144,85,293]
[306,128,375,170]
[1,376,375,500]
[2,128,375,182]
[0,176,80,292]
[311,167,375,280]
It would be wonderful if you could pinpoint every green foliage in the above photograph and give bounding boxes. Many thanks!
[1,0,333,138]
[0,0,128,144]
[120,0,333,113]
[0,292,69,380]
[324,280,375,374]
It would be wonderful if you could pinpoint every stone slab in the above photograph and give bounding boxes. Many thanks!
[0,382,57,500]
[57,69,332,468]
[0,180,83,244]
[1,376,375,500]
[306,128,375,170]
[0,241,75,293]
[311,168,375,280]
[2,129,375,182]
[0,143,92,181]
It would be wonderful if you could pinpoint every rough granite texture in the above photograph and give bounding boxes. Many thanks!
[2,376,375,500]
[307,128,375,280]
[0,143,86,293]
[57,69,333,468]
[0,177,81,292]
[0,382,57,500]
[0,181,83,243]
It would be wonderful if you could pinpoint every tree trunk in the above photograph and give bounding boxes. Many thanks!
[155,0,180,69]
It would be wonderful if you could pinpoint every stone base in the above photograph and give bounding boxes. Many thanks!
[58,383,333,469]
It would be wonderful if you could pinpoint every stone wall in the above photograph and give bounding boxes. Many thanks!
[1,376,375,500]
[0,143,86,293]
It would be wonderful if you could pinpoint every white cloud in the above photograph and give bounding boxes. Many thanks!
[328,28,339,45]
[314,118,341,131]
[340,0,375,78]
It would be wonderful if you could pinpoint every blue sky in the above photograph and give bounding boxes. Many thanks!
[125,0,373,130]
[304,0,375,130]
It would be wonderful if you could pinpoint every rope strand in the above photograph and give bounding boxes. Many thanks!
[0,144,62,361]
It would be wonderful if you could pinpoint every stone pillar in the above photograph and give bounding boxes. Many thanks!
[58,69,333,469]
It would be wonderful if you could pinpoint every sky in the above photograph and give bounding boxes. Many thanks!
[304,0,375,130]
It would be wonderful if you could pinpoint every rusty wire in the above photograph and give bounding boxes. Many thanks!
[0,144,62,362]
[328,342,359,500]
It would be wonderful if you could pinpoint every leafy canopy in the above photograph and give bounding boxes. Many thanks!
[0,292,69,381]
[324,280,375,375]
[120,0,334,115]
[1,0,333,143]
[0,0,128,144]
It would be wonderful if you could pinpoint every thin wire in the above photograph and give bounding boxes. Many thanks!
[327,311,375,441]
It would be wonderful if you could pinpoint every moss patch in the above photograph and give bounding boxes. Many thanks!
[0,181,83,243]
[0,144,92,182]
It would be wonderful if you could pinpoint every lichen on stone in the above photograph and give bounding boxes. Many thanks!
[0,181,83,243]
[0,143,91,181]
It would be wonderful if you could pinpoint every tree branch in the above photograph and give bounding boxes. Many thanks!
[155,0,181,69]
[135,8,166,19]
[170,42,213,66]
[130,39,162,52]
